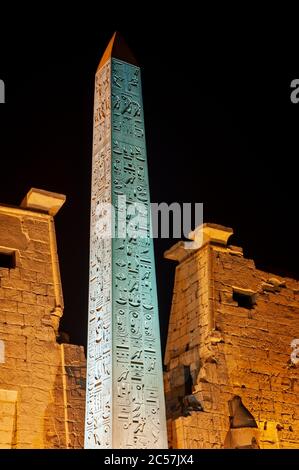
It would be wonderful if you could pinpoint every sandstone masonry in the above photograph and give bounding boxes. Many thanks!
[0,189,86,448]
[164,223,299,449]
[2,189,299,449]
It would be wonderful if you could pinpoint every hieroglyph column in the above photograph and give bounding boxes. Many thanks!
[85,33,167,449]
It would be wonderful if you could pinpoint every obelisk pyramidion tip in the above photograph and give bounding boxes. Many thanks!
[97,31,139,71]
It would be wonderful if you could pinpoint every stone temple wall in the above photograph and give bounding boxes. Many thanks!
[2,188,299,450]
[0,189,86,448]
[164,223,299,449]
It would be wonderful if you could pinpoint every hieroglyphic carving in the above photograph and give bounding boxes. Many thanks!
[111,58,167,448]
[85,59,112,449]
[85,54,167,449]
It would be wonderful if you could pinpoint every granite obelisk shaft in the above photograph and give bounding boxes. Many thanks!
[85,33,167,449]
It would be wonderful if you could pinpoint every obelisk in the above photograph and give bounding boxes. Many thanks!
[85,33,168,449]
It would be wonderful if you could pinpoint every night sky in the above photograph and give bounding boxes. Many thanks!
[0,11,298,356]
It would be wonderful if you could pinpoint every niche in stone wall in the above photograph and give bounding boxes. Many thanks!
[0,249,16,269]
[232,287,257,310]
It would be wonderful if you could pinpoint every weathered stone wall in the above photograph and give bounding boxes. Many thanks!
[164,224,299,449]
[0,192,86,448]
[63,344,86,448]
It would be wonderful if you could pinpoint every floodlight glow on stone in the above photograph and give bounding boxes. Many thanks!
[84,32,167,449]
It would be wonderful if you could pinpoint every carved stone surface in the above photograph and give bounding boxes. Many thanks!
[164,227,299,449]
[85,53,167,448]
[0,197,85,449]
[85,59,113,449]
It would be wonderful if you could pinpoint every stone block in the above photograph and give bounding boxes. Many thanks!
[22,291,37,304]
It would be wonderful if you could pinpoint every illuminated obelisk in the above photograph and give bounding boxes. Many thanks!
[85,33,168,448]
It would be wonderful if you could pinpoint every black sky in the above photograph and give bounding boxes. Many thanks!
[0,10,298,355]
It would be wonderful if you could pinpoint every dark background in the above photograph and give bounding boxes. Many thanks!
[0,9,298,356]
